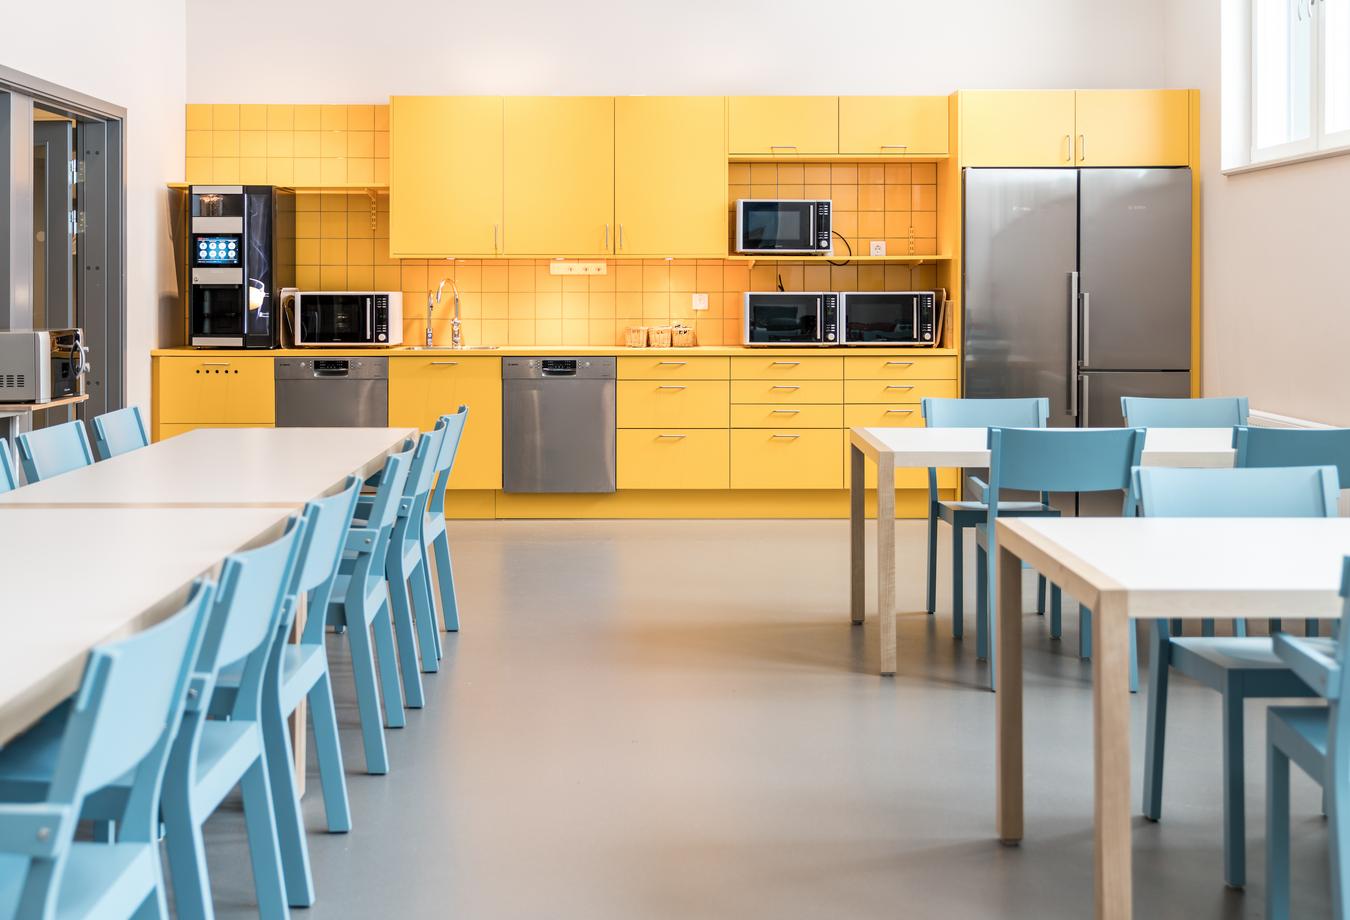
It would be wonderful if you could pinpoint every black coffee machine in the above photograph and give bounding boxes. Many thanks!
[186,185,294,348]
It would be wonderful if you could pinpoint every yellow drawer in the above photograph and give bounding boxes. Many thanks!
[731,355,843,380]
[156,356,275,425]
[730,379,842,405]
[389,356,503,490]
[843,404,924,429]
[844,379,958,404]
[617,356,729,380]
[731,404,843,428]
[617,380,729,428]
[844,355,958,381]
[617,429,729,489]
[731,429,842,489]
[842,431,960,490]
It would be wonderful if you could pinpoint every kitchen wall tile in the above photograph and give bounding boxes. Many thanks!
[347,265,374,289]
[240,104,268,131]
[240,131,267,157]
[212,131,239,157]
[912,184,937,212]
[373,105,390,131]
[911,163,937,184]
[562,292,588,318]
[186,104,212,131]
[211,105,239,130]
[267,105,294,131]
[185,158,211,183]
[481,293,509,320]
[535,292,563,319]
[212,158,239,183]
[507,319,536,344]
[185,130,212,158]
[321,105,348,132]
[347,105,375,131]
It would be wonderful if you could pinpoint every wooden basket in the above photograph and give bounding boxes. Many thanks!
[624,326,649,348]
[648,326,673,348]
[671,324,697,347]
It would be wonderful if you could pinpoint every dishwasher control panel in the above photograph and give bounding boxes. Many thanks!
[503,356,616,379]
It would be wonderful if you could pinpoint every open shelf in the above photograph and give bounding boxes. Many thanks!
[0,394,89,414]
[729,154,949,164]
[168,183,388,194]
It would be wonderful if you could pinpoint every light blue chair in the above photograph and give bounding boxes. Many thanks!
[975,427,1145,691]
[1266,557,1350,919]
[0,580,213,920]
[210,476,362,907]
[14,421,95,483]
[0,438,16,493]
[160,516,306,919]
[1121,395,1250,428]
[328,443,414,775]
[1137,464,1339,889]
[91,406,150,460]
[386,423,448,685]
[426,407,470,636]
[921,397,1058,639]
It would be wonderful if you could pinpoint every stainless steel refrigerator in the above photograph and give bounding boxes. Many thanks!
[963,167,1192,429]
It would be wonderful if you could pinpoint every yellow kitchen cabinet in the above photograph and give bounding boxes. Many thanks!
[959,91,1076,167]
[731,429,842,489]
[388,356,502,489]
[503,96,614,255]
[1073,90,1189,166]
[389,96,503,257]
[617,429,729,489]
[728,96,838,155]
[730,404,842,428]
[730,379,843,404]
[617,380,729,428]
[842,354,958,380]
[730,355,843,380]
[839,96,948,155]
[843,379,958,404]
[155,356,275,428]
[614,97,727,257]
[616,356,729,380]
[842,403,924,429]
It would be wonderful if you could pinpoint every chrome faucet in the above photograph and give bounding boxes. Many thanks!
[426,278,463,348]
[426,280,444,347]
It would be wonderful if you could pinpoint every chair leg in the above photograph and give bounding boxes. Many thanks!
[343,609,390,774]
[372,601,408,728]
[1329,749,1350,920]
[1202,618,1215,638]
[1235,619,1248,638]
[1221,678,1247,888]
[1266,734,1292,920]
[261,700,315,907]
[1270,618,1284,634]
[433,532,461,633]
[951,523,964,639]
[975,542,987,660]
[1142,628,1170,821]
[162,801,212,920]
[385,567,426,708]
[1079,606,1092,659]
[239,756,291,920]
[1036,575,1046,616]
[1171,618,1183,636]
[1050,586,1062,640]
[422,548,444,659]
[1307,619,1320,638]
[308,672,352,832]
[925,507,938,616]
[409,559,441,674]
[131,888,168,920]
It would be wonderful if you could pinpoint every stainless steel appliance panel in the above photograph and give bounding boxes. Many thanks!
[274,357,389,427]
[503,357,616,493]
[1079,168,1192,371]
[1079,370,1192,428]
[963,169,1079,424]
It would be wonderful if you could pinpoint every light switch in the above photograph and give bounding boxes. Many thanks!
[691,293,709,311]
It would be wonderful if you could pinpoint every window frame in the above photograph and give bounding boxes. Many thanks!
[1249,0,1350,164]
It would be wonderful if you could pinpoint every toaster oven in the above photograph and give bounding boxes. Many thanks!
[0,329,89,403]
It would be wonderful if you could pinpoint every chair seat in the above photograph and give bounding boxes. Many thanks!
[1170,637,1336,692]
[1268,705,1330,780]
[0,842,159,920]
[193,720,262,813]
[0,702,69,784]
[213,644,327,716]
[939,500,1053,518]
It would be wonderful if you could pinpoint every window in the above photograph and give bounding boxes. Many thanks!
[1250,0,1350,162]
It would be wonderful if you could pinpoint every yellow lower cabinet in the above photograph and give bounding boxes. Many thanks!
[617,429,729,489]
[729,379,843,405]
[388,356,502,489]
[731,429,842,490]
[730,404,842,428]
[730,355,843,380]
[843,403,924,429]
[842,355,958,381]
[843,378,957,404]
[617,380,729,428]
[156,356,275,426]
[616,356,729,380]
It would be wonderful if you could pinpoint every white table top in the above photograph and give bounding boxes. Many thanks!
[997,517,1350,621]
[0,427,415,508]
[0,506,290,745]
[850,426,1234,469]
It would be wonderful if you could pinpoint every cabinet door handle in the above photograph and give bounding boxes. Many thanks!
[431,361,460,366]
[884,360,913,367]
[771,385,800,390]
[618,224,624,251]
[201,362,231,366]
[884,409,914,415]
[771,433,801,439]
[769,145,798,151]
[770,409,800,414]
[657,361,687,366]
[493,224,499,253]
[880,144,908,151]
[1064,134,1073,163]
[884,384,914,390]
[1079,134,1086,162]
[770,360,801,366]
[604,224,610,250]
[656,433,686,440]
[657,385,686,390]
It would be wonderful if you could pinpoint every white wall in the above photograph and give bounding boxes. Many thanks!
[0,0,186,409]
[186,0,1167,101]
[1166,0,1350,425]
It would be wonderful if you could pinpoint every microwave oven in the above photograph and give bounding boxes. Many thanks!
[743,292,839,346]
[840,292,937,345]
[0,328,89,403]
[288,291,404,346]
[735,200,832,254]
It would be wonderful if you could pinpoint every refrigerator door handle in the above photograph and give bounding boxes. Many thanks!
[1068,271,1080,418]
[1080,290,1091,369]
[1081,374,1090,427]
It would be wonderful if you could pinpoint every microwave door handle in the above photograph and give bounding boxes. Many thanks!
[807,205,816,249]
[367,298,374,339]
[815,296,823,343]
[913,301,919,344]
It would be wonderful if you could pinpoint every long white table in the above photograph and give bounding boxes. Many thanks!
[848,426,1235,675]
[0,506,290,745]
[993,517,1350,920]
[0,427,415,508]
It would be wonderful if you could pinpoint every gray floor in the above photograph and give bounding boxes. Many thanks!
[202,520,1333,918]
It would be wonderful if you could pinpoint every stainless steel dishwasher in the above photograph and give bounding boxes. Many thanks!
[503,356,615,493]
[275,356,389,427]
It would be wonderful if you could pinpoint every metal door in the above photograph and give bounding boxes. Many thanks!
[1079,371,1193,428]
[963,169,1079,424]
[1079,168,1192,371]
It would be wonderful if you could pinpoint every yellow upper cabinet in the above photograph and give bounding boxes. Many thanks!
[389,96,503,258]
[614,96,728,257]
[503,96,614,256]
[959,91,1076,166]
[838,96,948,155]
[728,96,838,155]
[1073,90,1190,166]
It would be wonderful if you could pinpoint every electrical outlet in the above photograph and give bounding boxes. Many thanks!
[549,261,608,276]
[869,240,887,257]
[691,293,709,311]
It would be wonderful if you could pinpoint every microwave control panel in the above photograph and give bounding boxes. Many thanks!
[372,294,389,343]
[821,293,839,343]
[917,292,936,342]
[815,201,832,250]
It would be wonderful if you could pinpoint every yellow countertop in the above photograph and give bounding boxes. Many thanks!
[151,345,959,358]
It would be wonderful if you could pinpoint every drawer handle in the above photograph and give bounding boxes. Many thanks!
[657,361,687,366]
[770,361,801,366]
[656,433,687,440]
[881,144,909,150]
[884,361,914,367]
[769,145,798,151]
[771,433,801,440]
[431,361,460,366]
[201,362,231,367]
[657,385,687,391]
[770,409,800,414]
[885,384,915,390]
[771,385,800,390]
[884,409,914,415]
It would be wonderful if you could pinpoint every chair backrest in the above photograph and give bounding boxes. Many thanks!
[1134,465,1340,519]
[1234,425,1350,487]
[406,421,447,502]
[429,406,469,514]
[91,405,149,460]
[15,420,95,482]
[988,427,1145,499]
[922,396,1049,429]
[291,476,362,645]
[0,437,17,493]
[1121,396,1249,428]
[366,442,414,534]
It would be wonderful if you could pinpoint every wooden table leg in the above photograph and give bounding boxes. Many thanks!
[876,454,896,676]
[996,544,1024,844]
[290,593,308,796]
[850,444,866,626]
[1093,594,1133,919]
